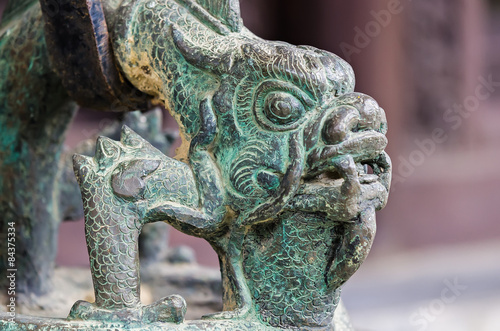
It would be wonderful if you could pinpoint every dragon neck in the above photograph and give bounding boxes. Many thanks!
[112,0,229,161]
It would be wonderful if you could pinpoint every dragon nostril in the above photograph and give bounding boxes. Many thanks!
[322,106,359,145]
[323,120,347,145]
[357,99,385,132]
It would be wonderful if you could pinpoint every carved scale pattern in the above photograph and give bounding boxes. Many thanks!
[74,128,198,309]
[114,0,239,138]
[244,212,342,329]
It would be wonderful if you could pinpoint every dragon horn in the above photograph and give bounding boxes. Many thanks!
[171,25,233,73]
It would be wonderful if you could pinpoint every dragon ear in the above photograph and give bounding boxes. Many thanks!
[95,136,121,162]
[121,125,145,148]
[188,0,242,34]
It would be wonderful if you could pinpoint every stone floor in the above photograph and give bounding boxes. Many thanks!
[342,240,500,331]
[0,262,223,321]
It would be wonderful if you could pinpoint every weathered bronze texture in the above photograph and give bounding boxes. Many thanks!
[0,1,167,297]
[0,0,391,329]
[0,1,76,296]
[39,0,150,111]
[70,0,391,329]
[60,109,177,264]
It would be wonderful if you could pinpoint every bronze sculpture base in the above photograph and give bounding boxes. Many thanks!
[0,302,353,331]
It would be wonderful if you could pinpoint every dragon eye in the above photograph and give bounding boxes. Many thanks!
[253,80,314,132]
[264,92,305,126]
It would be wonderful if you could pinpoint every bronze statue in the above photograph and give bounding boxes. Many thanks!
[0,0,391,329]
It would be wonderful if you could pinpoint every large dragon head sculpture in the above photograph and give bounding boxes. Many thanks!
[62,0,392,328]
[111,0,391,224]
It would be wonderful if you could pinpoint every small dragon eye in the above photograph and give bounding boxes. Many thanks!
[264,92,305,126]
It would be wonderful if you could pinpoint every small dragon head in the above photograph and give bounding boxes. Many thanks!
[73,126,197,226]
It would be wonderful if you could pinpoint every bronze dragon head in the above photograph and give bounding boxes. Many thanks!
[67,0,392,328]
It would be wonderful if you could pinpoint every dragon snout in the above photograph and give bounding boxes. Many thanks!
[321,95,387,145]
[305,93,390,181]
[321,106,360,145]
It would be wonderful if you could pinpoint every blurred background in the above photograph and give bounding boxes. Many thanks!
[2,0,500,330]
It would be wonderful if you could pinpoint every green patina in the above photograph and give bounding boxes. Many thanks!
[0,1,176,297]
[0,2,76,295]
[68,0,392,329]
[0,0,392,330]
